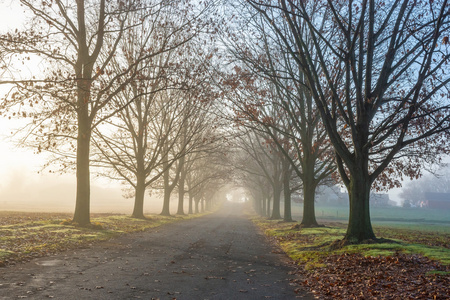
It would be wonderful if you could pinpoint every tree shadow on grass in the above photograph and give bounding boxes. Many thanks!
[329,237,401,250]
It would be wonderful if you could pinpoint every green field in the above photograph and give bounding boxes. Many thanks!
[290,203,450,233]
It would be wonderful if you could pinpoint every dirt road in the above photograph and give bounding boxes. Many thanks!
[0,202,312,299]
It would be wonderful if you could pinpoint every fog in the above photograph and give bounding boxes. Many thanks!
[0,123,168,214]
[0,166,166,214]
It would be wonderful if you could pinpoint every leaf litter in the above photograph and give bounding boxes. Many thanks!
[253,218,450,299]
[291,252,449,299]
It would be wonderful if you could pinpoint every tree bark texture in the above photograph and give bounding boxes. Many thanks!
[131,174,146,219]
[282,172,293,222]
[73,120,91,226]
[345,168,375,242]
[300,179,319,227]
[73,76,92,226]
[270,185,282,220]
[176,158,186,215]
[194,196,200,214]
[261,195,267,216]
[188,193,194,214]
[161,188,171,216]
[282,158,293,222]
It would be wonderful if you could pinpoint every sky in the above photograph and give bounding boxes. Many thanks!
[0,1,412,213]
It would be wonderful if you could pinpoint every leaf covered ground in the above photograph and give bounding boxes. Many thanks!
[0,211,206,267]
[253,217,450,300]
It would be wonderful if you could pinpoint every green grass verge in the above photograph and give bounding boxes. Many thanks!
[251,216,450,269]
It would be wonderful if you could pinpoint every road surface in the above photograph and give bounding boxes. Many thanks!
[0,202,312,299]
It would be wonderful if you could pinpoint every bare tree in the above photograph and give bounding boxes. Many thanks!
[222,3,336,225]
[0,0,208,225]
[185,151,230,214]
[155,89,224,216]
[91,6,214,218]
[91,76,187,219]
[233,129,286,219]
[248,0,450,242]
[231,143,271,216]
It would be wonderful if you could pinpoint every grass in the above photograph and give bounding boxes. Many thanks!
[251,215,450,269]
[0,211,211,266]
[427,270,450,276]
[309,204,450,224]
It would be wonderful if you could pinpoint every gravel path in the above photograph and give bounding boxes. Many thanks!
[0,202,312,299]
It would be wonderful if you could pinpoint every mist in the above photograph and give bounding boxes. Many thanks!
[0,168,166,214]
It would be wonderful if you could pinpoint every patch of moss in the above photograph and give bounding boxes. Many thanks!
[0,249,15,258]
[343,242,403,254]
[48,228,81,234]
[402,244,450,265]
[301,227,345,236]
[426,270,450,276]
[281,241,328,270]
[266,228,298,237]
[28,224,68,231]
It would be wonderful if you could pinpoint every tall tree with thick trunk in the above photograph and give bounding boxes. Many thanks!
[248,0,450,242]
[1,0,132,225]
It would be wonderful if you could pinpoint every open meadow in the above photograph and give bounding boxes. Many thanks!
[293,204,450,232]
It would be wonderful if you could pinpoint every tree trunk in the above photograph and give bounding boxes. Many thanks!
[282,159,293,222]
[300,179,319,227]
[73,93,91,226]
[266,196,271,217]
[188,192,194,214]
[73,130,91,225]
[176,184,186,214]
[160,140,174,216]
[261,195,266,216]
[344,173,375,242]
[194,197,200,214]
[283,172,293,222]
[200,198,205,212]
[205,198,211,211]
[270,185,282,219]
[160,187,171,216]
[176,162,186,215]
[340,121,376,242]
[160,156,171,216]
[131,175,146,219]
